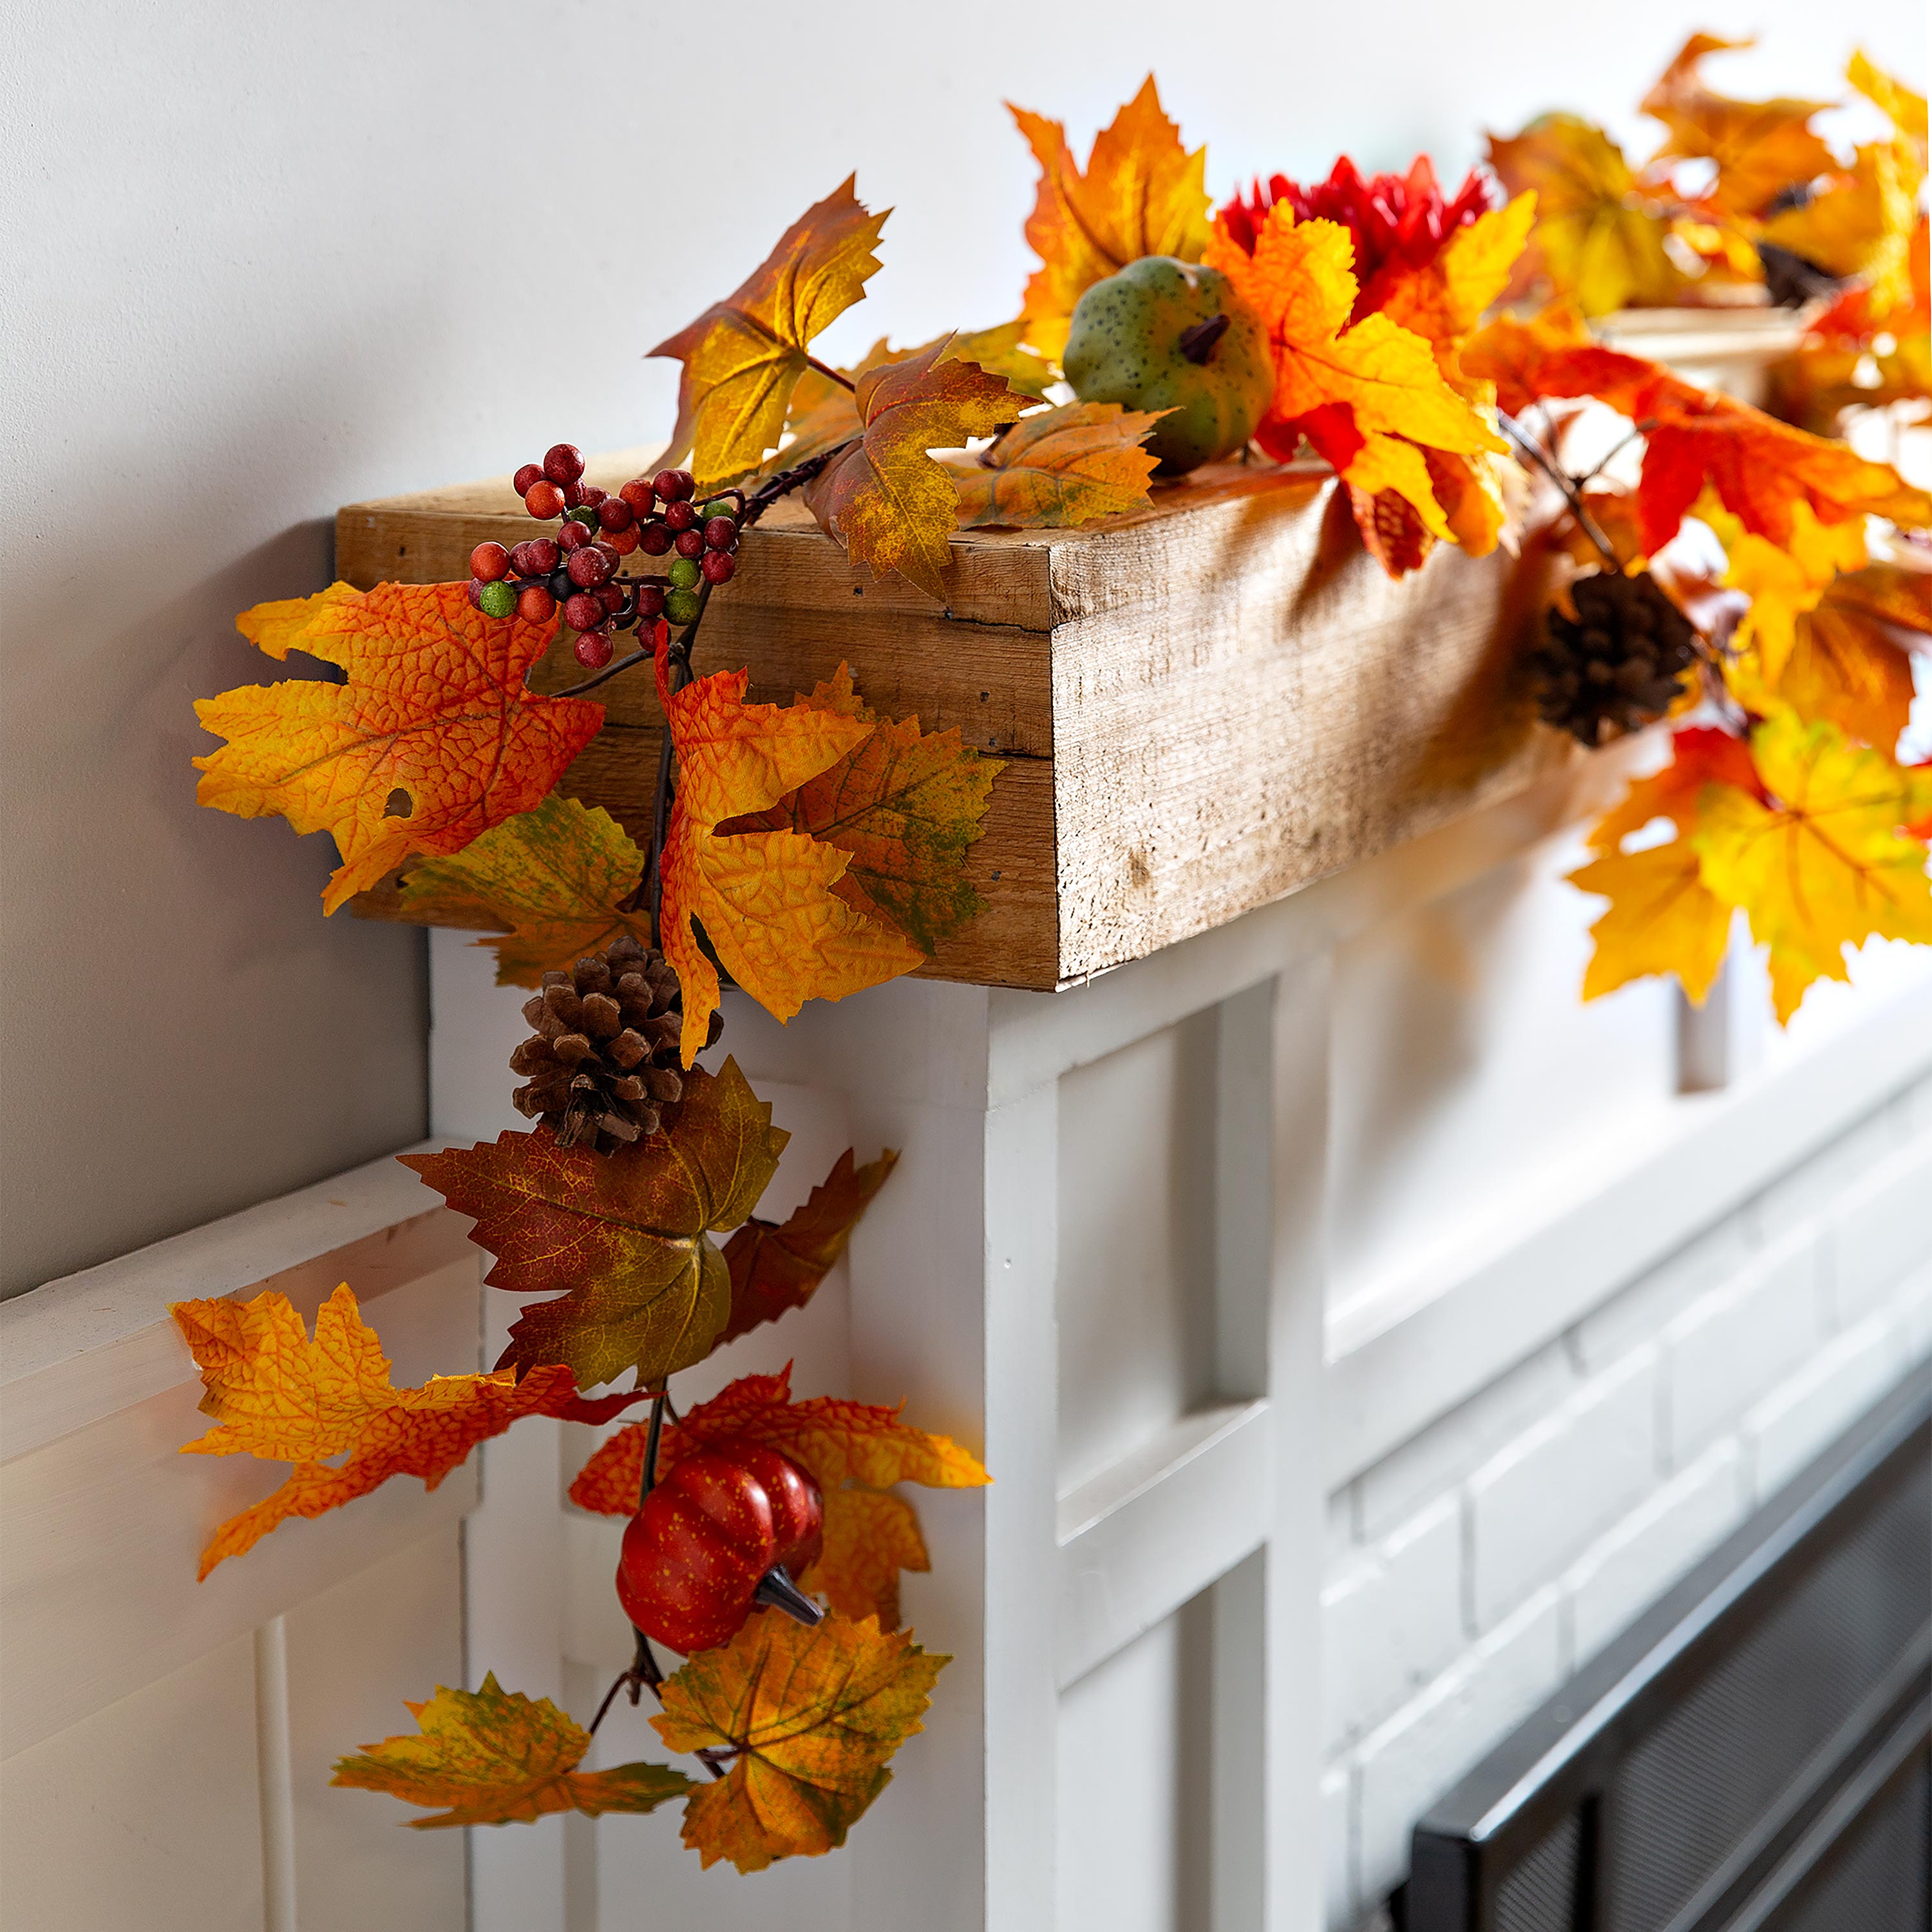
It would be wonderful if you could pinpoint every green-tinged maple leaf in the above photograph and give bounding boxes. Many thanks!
[396,794,650,987]
[652,1613,945,1871]
[717,664,1001,954]
[801,341,1025,600]
[951,401,1164,528]
[400,1059,788,1389]
[170,1283,641,1577]
[334,1674,690,1828]
[650,178,887,487]
[717,1147,898,1347]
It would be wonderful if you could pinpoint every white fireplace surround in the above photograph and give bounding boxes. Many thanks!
[5,753,1930,1932]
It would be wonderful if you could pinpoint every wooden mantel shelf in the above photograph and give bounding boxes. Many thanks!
[339,454,1569,992]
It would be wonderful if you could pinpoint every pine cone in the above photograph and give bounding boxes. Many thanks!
[509,936,720,1153]
[1534,569,1698,747]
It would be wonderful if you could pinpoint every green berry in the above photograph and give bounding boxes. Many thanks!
[567,506,599,529]
[668,556,703,591]
[700,498,737,524]
[665,588,702,627]
[477,579,518,619]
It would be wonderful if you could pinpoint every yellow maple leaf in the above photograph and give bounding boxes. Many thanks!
[171,1285,641,1575]
[651,178,887,488]
[334,1674,689,1828]
[1487,114,1685,315]
[1721,502,1871,687]
[653,1612,946,1871]
[1848,50,1927,156]
[196,582,603,913]
[1694,714,1932,1021]
[1640,33,1835,220]
[1776,563,1931,752]
[1010,75,1210,362]
[951,400,1163,529]
[800,339,1025,599]
[1761,135,1926,311]
[1570,727,1764,1007]
[396,793,650,987]
[1378,193,1540,366]
[655,653,921,1065]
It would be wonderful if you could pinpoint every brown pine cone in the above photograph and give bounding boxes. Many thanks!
[1534,569,1698,748]
[509,936,720,1153]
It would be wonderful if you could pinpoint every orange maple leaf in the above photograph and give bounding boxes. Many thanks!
[800,340,1025,599]
[1201,203,1502,540]
[171,1285,640,1577]
[1640,33,1835,220]
[194,582,603,913]
[715,663,1003,955]
[1462,308,1932,553]
[717,1147,899,1347]
[650,178,887,487]
[951,400,1164,529]
[654,650,922,1064]
[402,1060,787,1390]
[1010,75,1210,362]
[804,1488,930,1628]
[1776,563,1931,750]
[653,1612,945,1871]
[334,1674,688,1828]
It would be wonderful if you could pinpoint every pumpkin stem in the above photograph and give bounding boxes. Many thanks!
[1178,314,1231,364]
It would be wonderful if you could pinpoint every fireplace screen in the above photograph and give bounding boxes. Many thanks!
[1406,1365,1931,1932]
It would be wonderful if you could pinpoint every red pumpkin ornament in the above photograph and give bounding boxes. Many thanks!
[615,1442,824,1653]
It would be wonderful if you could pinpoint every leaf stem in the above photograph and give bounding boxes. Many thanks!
[805,355,857,393]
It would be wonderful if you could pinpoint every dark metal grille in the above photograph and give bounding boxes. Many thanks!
[1494,1810,1583,1932]
[1405,1366,1931,1932]
[1604,1454,1930,1931]
[1778,1754,1930,1932]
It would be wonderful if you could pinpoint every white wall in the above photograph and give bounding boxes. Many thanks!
[2,0,1922,1296]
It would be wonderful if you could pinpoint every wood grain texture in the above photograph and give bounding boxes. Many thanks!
[337,453,1560,991]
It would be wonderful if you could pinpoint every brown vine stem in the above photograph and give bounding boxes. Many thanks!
[1497,409,1620,570]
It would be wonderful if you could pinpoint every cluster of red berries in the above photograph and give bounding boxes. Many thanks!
[465,442,746,669]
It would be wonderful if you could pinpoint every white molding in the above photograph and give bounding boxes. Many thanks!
[1323,981,1932,1490]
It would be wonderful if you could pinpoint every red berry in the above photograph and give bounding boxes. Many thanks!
[652,468,694,503]
[465,578,486,609]
[663,500,697,531]
[469,541,510,583]
[605,524,640,555]
[567,547,611,588]
[544,442,585,485]
[598,582,628,616]
[562,480,586,509]
[675,527,705,559]
[513,462,543,497]
[620,477,656,515]
[580,484,607,507]
[518,585,556,622]
[633,582,667,619]
[701,550,736,585]
[597,497,635,532]
[524,480,564,519]
[557,522,591,553]
[510,537,560,577]
[638,520,674,556]
[703,516,737,551]
[563,591,605,631]
[574,629,614,670]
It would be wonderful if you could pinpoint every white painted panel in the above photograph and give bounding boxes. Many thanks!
[1057,1010,1218,1495]
[1327,832,1675,1329]
[285,1530,468,1929]
[1056,1595,1215,1932]
[0,1631,265,1932]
